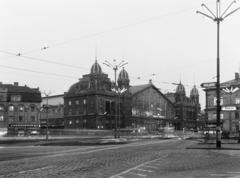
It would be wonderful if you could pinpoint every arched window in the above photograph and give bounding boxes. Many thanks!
[9,106,14,112]
[95,79,98,89]
[18,106,24,112]
[0,106,4,122]
[111,102,115,114]
[18,105,25,122]
[105,101,110,113]
[8,105,15,122]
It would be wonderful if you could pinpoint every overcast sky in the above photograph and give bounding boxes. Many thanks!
[1,0,240,109]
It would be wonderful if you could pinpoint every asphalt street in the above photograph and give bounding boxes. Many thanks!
[0,139,240,178]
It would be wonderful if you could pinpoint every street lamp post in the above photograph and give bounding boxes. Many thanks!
[197,0,240,148]
[113,88,127,138]
[103,60,128,138]
[42,90,54,140]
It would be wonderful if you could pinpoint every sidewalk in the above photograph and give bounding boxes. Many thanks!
[186,138,240,150]
[0,134,179,147]
[0,135,138,147]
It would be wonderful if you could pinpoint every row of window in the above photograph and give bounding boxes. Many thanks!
[211,113,239,119]
[8,116,36,122]
[0,106,36,112]
[68,98,118,108]
[68,99,86,106]
[68,119,120,125]
[11,95,21,101]
[210,97,240,106]
[0,115,36,122]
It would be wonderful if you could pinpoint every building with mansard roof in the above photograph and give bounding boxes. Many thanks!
[204,72,240,135]
[64,60,132,131]
[0,82,42,135]
[63,59,176,132]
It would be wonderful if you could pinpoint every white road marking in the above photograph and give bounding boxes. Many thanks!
[109,154,168,178]
[135,168,153,172]
[128,171,147,177]
[114,175,126,178]
[148,163,162,166]
[142,165,158,169]
[19,166,53,174]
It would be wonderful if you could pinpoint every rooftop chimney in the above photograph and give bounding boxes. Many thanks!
[149,79,152,84]
[14,82,19,86]
[0,82,2,85]
[235,73,239,80]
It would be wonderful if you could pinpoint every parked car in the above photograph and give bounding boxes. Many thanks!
[30,131,38,135]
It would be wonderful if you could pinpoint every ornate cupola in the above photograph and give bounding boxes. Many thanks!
[117,67,130,92]
[190,85,199,103]
[89,60,103,90]
[90,60,102,74]
[175,82,186,102]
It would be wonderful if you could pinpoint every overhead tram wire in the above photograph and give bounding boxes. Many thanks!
[0,50,89,71]
[0,65,77,79]
[0,71,76,82]
[0,50,209,88]
[0,2,215,61]
[0,49,232,89]
[136,51,240,80]
[0,64,206,93]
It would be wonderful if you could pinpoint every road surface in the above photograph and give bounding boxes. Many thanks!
[0,139,240,178]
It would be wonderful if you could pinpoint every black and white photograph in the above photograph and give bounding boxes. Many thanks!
[0,0,240,177]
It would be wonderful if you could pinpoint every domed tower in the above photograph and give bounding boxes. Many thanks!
[117,68,130,92]
[89,60,103,90]
[175,83,186,102]
[90,60,102,74]
[190,85,199,103]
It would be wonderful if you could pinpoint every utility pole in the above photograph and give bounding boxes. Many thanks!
[42,90,54,140]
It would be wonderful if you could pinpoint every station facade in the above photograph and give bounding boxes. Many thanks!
[165,83,202,131]
[63,60,176,132]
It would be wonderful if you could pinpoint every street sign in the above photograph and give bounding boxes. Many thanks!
[200,82,216,88]
[221,106,238,111]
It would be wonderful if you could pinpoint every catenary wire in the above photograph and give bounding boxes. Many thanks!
[0,2,215,60]
[0,49,238,89]
[0,65,77,79]
[137,51,240,79]
[0,71,75,82]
